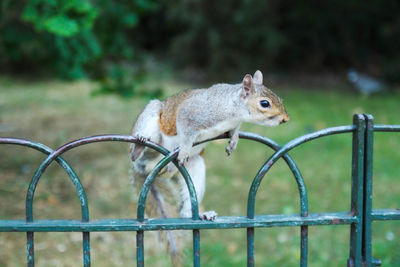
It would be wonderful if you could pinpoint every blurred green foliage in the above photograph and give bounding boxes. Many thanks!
[0,0,160,96]
[22,0,98,37]
[0,0,399,85]
[142,0,400,82]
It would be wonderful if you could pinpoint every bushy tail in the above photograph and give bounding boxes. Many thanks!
[130,164,185,267]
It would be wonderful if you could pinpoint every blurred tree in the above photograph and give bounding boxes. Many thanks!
[1,0,399,84]
[1,0,99,79]
[137,0,400,83]
[0,0,159,81]
[166,0,285,78]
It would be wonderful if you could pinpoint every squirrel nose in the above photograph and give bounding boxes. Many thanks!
[280,115,289,124]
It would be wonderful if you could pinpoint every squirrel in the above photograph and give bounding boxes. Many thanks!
[129,70,289,266]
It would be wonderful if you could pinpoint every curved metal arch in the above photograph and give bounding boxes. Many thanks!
[192,131,310,267]
[135,148,201,220]
[0,137,92,267]
[247,125,356,218]
[238,132,308,216]
[25,135,156,221]
[0,137,89,221]
[25,135,200,222]
[194,132,308,216]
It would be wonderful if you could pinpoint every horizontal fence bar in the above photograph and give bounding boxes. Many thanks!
[0,212,357,232]
[371,209,400,221]
[373,125,400,132]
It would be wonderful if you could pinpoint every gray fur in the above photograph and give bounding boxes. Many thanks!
[129,71,289,266]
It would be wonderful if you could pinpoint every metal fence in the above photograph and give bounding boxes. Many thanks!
[0,114,398,267]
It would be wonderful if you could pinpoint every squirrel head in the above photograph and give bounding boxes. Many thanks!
[241,70,289,126]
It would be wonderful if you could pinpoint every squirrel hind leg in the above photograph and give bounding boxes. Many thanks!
[130,100,163,162]
[176,133,198,165]
[178,155,206,218]
[132,99,162,137]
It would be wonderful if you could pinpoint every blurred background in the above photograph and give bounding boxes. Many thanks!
[0,0,399,266]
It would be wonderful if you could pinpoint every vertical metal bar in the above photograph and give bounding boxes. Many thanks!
[137,231,144,267]
[135,154,184,267]
[83,232,90,267]
[363,114,374,267]
[300,226,308,267]
[193,229,200,267]
[348,114,365,267]
[27,232,34,267]
[247,228,254,267]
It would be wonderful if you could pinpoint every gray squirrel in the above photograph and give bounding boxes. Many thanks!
[129,70,289,266]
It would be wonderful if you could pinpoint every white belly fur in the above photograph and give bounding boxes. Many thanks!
[161,119,239,157]
[161,134,206,157]
[197,120,240,142]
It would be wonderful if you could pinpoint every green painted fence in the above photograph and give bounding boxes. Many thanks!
[0,114,398,266]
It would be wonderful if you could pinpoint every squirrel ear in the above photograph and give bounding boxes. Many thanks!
[242,74,254,98]
[253,70,263,84]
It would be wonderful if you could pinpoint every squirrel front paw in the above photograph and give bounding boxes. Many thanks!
[135,135,149,143]
[225,140,238,156]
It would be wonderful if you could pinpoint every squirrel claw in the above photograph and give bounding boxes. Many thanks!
[225,141,237,156]
[200,211,218,221]
[225,146,232,156]
[177,156,189,166]
[177,150,190,165]
[135,135,149,143]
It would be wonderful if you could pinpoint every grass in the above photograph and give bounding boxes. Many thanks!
[0,76,399,266]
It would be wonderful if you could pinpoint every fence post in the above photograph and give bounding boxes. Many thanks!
[363,114,373,267]
[348,114,365,267]
[363,114,382,267]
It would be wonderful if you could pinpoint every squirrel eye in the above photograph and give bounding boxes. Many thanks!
[260,100,270,108]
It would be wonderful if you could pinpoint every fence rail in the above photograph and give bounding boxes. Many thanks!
[0,114,399,266]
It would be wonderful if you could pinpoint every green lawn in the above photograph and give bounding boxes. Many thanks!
[0,76,399,266]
